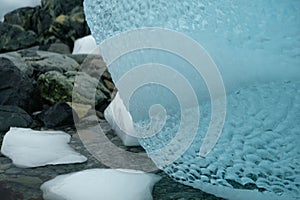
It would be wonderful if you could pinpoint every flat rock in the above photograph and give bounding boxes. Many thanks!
[0,50,79,78]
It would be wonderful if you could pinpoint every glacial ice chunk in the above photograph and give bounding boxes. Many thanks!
[40,168,161,200]
[104,92,140,146]
[1,127,87,168]
[72,35,98,54]
[84,0,300,199]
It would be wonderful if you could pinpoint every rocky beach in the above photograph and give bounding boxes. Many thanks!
[0,0,222,199]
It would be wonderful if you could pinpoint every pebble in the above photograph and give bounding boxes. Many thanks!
[0,156,11,164]
[9,175,43,186]
[0,163,12,170]
[5,167,22,174]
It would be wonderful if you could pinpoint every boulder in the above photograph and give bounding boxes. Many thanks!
[17,50,79,77]
[37,102,78,128]
[0,50,79,78]
[41,0,84,17]
[0,51,33,77]
[3,7,38,31]
[70,53,115,92]
[44,42,71,54]
[49,7,90,49]
[28,42,71,54]
[37,71,109,106]
[0,57,42,113]
[37,71,73,104]
[33,0,90,50]
[0,0,90,53]
[68,71,110,106]
[0,22,38,53]
[0,106,33,133]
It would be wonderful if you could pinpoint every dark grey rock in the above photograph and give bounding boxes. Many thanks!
[49,6,90,49]
[0,106,33,133]
[0,57,42,113]
[38,102,78,128]
[0,50,79,79]
[3,7,38,31]
[41,0,83,16]
[0,22,38,53]
[17,50,79,78]
[46,42,71,54]
[0,0,90,53]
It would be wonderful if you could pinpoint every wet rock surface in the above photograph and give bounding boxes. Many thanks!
[0,121,221,200]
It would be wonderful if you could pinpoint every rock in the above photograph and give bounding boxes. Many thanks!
[0,106,33,133]
[45,42,71,54]
[0,22,38,53]
[17,50,79,77]
[79,54,107,78]
[70,54,115,92]
[0,51,34,77]
[0,182,24,200]
[41,0,83,17]
[0,163,11,171]
[37,102,78,128]
[67,102,91,119]
[0,163,12,171]
[33,0,90,50]
[0,0,90,53]
[0,57,42,113]
[0,50,79,78]
[37,71,73,103]
[49,6,90,49]
[5,176,43,187]
[31,6,53,36]
[37,70,109,106]
[68,71,110,105]
[3,7,38,31]
[5,167,22,175]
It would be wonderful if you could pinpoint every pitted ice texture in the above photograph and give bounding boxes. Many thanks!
[84,0,300,199]
[138,81,300,200]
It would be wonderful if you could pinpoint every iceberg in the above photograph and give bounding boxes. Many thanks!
[104,92,140,146]
[1,127,87,168]
[83,0,300,199]
[40,168,161,200]
[72,35,98,54]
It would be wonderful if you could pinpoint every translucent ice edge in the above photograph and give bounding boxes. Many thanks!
[138,81,300,200]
